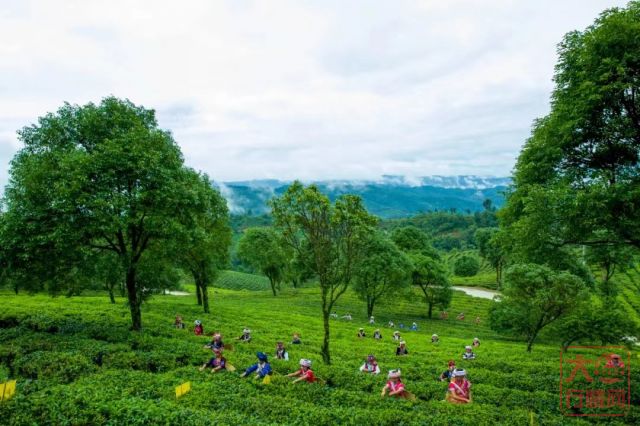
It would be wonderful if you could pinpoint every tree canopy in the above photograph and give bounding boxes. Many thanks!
[1,97,226,329]
[502,2,640,255]
[270,182,377,364]
[237,227,287,296]
[352,232,411,317]
[490,263,588,351]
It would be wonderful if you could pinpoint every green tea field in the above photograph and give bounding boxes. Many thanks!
[1,277,638,425]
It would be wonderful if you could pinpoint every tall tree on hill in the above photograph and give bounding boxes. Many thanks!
[502,2,640,258]
[174,173,231,313]
[270,182,376,364]
[1,97,208,330]
[353,232,411,317]
[237,227,287,296]
[391,226,439,258]
[408,251,451,319]
[474,228,507,287]
[490,263,588,351]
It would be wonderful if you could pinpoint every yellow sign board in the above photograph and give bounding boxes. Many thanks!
[175,381,191,398]
[0,380,16,401]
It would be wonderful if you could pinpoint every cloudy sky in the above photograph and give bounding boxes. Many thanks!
[0,0,630,188]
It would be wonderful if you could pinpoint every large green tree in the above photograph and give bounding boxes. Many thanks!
[475,228,507,286]
[502,2,640,256]
[490,264,588,351]
[174,173,231,313]
[352,232,411,317]
[2,97,207,330]
[408,252,451,319]
[270,182,376,364]
[237,227,287,296]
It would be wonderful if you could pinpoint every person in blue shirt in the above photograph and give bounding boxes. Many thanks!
[241,352,272,379]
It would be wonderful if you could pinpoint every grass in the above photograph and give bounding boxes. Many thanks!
[0,282,638,425]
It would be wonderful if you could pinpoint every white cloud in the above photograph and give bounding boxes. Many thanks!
[0,0,630,191]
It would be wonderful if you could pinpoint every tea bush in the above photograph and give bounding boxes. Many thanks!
[0,284,637,425]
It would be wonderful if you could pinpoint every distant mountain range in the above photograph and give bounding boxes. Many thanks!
[213,175,511,218]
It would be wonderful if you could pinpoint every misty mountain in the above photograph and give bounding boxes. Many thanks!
[214,175,510,219]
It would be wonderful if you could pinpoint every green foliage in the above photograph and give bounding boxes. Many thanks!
[1,97,216,331]
[383,208,499,253]
[408,252,452,319]
[172,173,232,313]
[1,287,636,425]
[213,270,271,291]
[270,181,377,364]
[552,294,637,350]
[503,1,640,259]
[237,227,287,296]
[490,264,589,351]
[453,255,481,277]
[352,232,411,317]
[474,228,506,286]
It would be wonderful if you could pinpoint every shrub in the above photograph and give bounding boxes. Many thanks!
[453,255,481,277]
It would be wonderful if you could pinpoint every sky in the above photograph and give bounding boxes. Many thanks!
[0,0,631,189]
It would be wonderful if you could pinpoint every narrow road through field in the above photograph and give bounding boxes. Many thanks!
[452,286,499,299]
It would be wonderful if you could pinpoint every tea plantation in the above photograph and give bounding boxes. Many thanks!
[1,280,638,425]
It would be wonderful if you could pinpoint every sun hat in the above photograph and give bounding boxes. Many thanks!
[394,331,400,335]
[359,327,364,331]
[399,340,406,345]
[388,369,401,379]
[300,358,312,367]
[432,334,438,337]
[465,345,472,350]
[257,352,268,361]
[243,328,251,333]
[194,320,202,325]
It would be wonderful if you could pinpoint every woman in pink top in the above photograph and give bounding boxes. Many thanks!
[446,368,472,404]
[381,369,407,398]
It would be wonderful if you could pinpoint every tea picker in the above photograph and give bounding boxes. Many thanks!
[359,354,381,374]
[240,352,272,380]
[381,369,415,400]
[446,369,472,404]
[199,347,227,373]
[288,359,317,383]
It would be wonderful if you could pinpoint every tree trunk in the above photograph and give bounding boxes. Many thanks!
[201,281,210,314]
[195,281,203,306]
[428,302,433,319]
[108,287,116,304]
[526,316,547,352]
[268,276,277,296]
[321,308,331,364]
[366,295,374,318]
[126,266,142,331]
